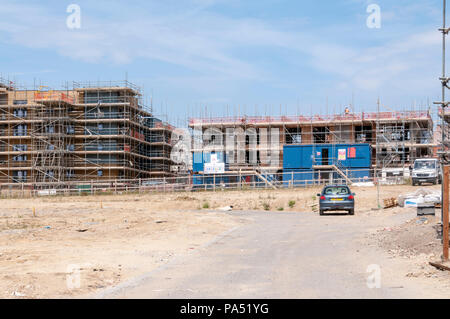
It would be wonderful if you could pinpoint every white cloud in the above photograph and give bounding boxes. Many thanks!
[0,0,442,101]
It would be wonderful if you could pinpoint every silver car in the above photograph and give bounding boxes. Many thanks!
[317,185,355,216]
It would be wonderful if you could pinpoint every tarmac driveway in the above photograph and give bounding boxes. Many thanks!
[96,210,450,299]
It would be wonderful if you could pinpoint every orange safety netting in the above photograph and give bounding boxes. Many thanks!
[189,111,430,125]
[34,92,75,104]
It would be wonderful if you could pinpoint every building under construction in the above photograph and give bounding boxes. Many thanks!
[0,78,175,188]
[189,110,436,177]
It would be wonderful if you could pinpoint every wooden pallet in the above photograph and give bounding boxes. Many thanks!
[383,197,397,209]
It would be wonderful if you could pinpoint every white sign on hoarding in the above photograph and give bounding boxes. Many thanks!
[338,149,346,161]
[204,162,225,174]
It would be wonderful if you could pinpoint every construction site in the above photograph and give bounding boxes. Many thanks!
[5,0,450,304]
[0,77,175,190]
[0,75,438,194]
[188,108,436,187]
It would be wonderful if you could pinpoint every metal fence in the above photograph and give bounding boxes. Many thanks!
[0,168,412,198]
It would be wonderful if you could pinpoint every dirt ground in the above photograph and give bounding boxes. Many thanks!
[371,199,449,282]
[0,184,444,298]
[0,194,246,299]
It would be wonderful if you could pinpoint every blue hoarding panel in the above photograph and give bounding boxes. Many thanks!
[283,146,300,169]
[283,144,371,169]
[330,169,371,182]
[193,152,204,173]
[333,144,371,168]
[283,145,314,169]
[193,151,227,173]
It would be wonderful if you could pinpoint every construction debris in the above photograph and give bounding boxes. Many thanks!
[397,188,441,208]
[383,197,397,209]
[218,206,233,212]
[429,261,450,272]
[353,182,375,187]
[404,197,425,208]
[417,203,436,216]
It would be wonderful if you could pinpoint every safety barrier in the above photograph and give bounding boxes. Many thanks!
[0,168,411,198]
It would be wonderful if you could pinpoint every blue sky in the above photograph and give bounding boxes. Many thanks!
[0,0,445,125]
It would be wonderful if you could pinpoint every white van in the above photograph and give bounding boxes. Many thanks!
[411,158,441,186]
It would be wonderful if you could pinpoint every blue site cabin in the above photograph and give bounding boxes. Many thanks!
[283,143,372,185]
[192,151,273,187]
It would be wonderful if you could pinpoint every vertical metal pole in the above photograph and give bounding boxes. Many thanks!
[376,98,381,210]
[291,171,294,188]
[443,165,449,261]
[442,0,447,225]
[239,170,242,189]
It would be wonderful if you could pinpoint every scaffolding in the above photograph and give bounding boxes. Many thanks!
[188,108,436,177]
[0,79,176,188]
[32,91,75,184]
[436,0,450,161]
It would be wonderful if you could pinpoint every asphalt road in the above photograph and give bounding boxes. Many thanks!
[97,210,447,299]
